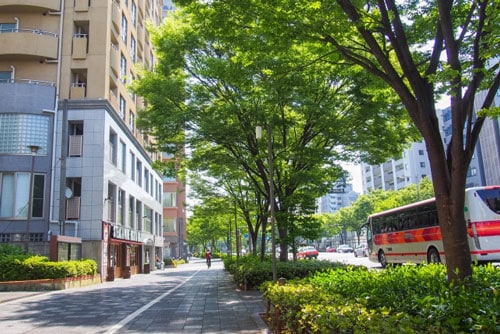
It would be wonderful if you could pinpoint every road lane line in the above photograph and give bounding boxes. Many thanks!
[104,270,200,334]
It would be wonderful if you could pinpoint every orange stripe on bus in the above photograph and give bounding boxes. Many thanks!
[467,221,500,237]
[374,227,442,245]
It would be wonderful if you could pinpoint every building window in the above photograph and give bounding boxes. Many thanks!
[0,23,16,33]
[144,169,149,193]
[0,71,12,82]
[107,182,117,222]
[136,160,142,186]
[119,95,126,119]
[136,199,142,230]
[130,36,136,63]
[163,217,176,233]
[120,54,127,83]
[0,114,49,155]
[131,1,137,27]
[118,189,125,225]
[420,161,426,168]
[149,51,154,70]
[0,172,45,218]
[129,111,135,132]
[150,176,154,196]
[163,192,176,207]
[418,150,424,155]
[109,130,117,165]
[144,206,152,233]
[130,151,135,181]
[128,195,135,228]
[120,140,126,173]
[121,14,128,44]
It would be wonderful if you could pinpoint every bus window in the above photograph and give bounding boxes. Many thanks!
[476,189,500,213]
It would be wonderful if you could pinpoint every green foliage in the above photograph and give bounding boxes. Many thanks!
[262,264,500,333]
[0,244,27,256]
[223,255,346,290]
[319,178,435,241]
[135,2,417,259]
[0,254,97,281]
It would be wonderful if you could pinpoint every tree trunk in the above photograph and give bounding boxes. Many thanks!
[279,225,288,262]
[424,129,473,282]
[260,219,268,260]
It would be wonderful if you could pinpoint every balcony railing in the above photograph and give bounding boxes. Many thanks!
[70,83,86,99]
[0,29,58,59]
[68,135,83,157]
[0,78,55,86]
[66,197,81,220]
[72,34,88,59]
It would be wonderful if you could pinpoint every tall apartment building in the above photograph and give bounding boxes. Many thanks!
[361,103,493,194]
[0,0,165,280]
[361,141,432,193]
[439,106,485,188]
[316,183,359,214]
[473,90,500,186]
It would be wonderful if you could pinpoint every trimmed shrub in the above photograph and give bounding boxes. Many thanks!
[0,254,97,281]
[262,264,500,333]
[223,255,347,289]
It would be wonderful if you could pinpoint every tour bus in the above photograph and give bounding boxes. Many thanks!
[366,186,500,267]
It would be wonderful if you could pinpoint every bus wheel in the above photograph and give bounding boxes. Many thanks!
[378,250,388,268]
[427,247,441,264]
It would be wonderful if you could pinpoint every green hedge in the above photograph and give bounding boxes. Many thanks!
[262,264,500,333]
[0,253,98,282]
[223,255,347,289]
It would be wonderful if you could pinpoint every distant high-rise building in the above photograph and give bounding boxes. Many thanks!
[473,89,500,186]
[0,0,167,280]
[439,106,484,188]
[317,182,359,214]
[361,141,432,193]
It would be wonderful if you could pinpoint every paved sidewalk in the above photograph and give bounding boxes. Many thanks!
[0,258,270,334]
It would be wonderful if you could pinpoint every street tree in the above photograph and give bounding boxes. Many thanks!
[133,8,415,261]
[172,0,500,282]
[187,196,233,253]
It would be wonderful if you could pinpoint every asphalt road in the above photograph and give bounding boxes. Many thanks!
[318,251,382,268]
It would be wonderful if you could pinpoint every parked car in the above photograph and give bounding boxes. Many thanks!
[353,243,369,257]
[326,246,336,253]
[337,244,354,253]
[297,246,319,259]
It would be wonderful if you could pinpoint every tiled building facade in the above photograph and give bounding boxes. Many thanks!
[0,0,167,280]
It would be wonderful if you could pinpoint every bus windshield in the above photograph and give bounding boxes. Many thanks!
[476,188,500,214]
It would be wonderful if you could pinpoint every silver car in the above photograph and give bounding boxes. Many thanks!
[337,244,354,253]
[353,243,368,257]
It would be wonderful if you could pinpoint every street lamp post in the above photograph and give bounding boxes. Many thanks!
[25,145,42,252]
[256,125,277,282]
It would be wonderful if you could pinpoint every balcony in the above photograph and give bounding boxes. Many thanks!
[68,135,83,156]
[112,1,121,32]
[110,43,120,76]
[70,83,86,99]
[72,34,88,59]
[0,29,58,60]
[66,197,81,220]
[0,0,60,10]
[74,0,89,11]
[0,80,56,113]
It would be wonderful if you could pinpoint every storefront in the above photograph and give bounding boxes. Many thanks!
[104,222,145,280]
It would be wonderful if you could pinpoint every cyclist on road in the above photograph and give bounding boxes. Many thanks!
[205,249,212,268]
